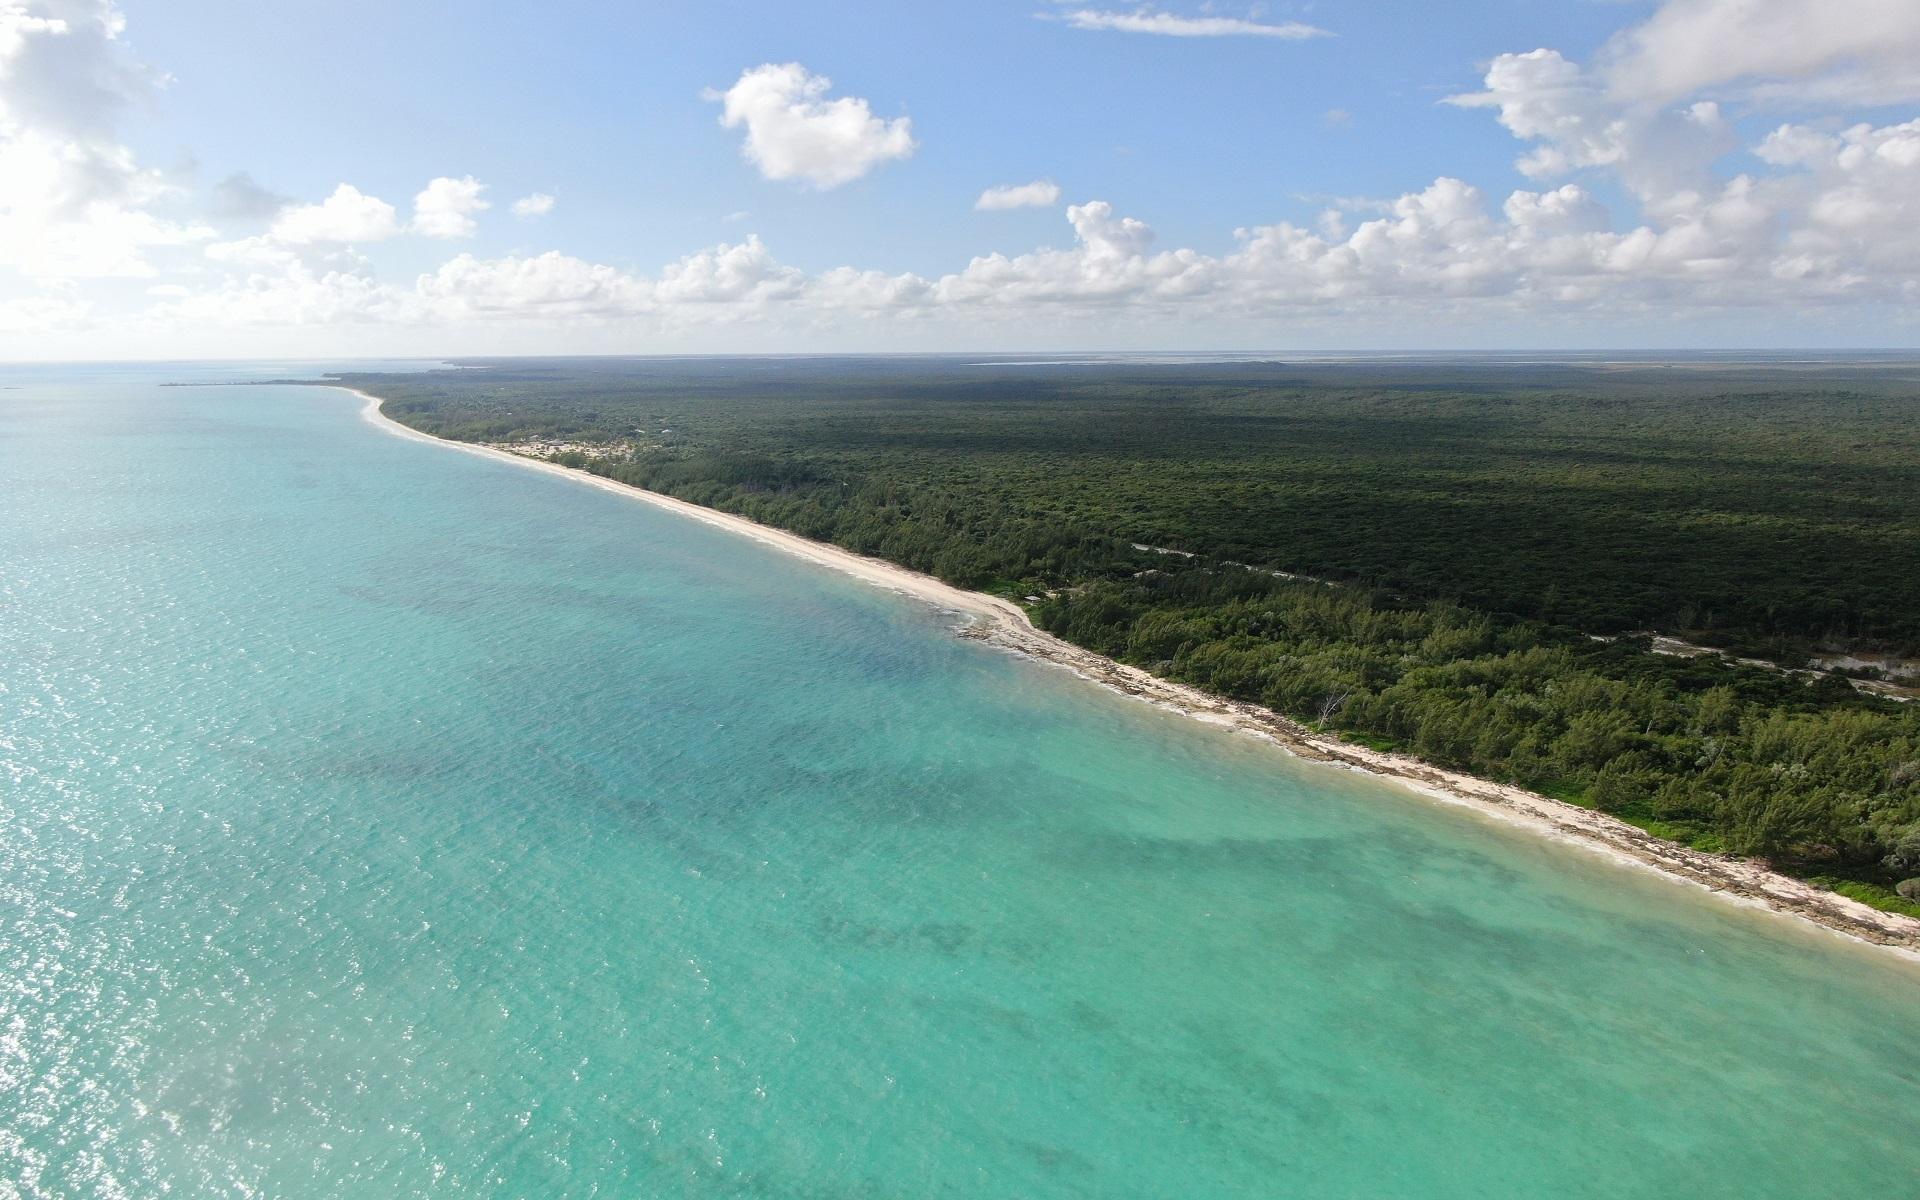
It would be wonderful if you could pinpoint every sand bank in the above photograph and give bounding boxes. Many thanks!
[342,386,1920,961]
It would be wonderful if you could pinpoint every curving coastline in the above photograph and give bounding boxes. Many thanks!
[339,385,1920,962]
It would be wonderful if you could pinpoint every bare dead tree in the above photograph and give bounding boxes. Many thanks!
[1317,688,1353,727]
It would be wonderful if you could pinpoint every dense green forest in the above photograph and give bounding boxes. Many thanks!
[330,356,1920,915]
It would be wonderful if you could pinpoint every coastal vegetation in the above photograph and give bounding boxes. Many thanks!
[333,357,1920,915]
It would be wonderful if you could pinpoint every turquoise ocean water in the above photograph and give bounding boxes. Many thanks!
[2,364,1917,1198]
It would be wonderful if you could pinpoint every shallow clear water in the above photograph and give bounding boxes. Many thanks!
[2,364,1916,1199]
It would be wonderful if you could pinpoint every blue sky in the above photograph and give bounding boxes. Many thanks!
[4,1,1920,355]
[121,2,1618,272]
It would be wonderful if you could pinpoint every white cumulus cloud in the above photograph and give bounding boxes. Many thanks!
[706,62,916,189]
[0,1,211,279]
[1446,48,1735,204]
[0,291,90,332]
[654,233,806,306]
[1502,184,1611,238]
[510,191,555,218]
[29,0,1920,351]
[975,180,1062,210]
[414,250,650,318]
[1599,0,1920,107]
[270,183,401,244]
[412,175,489,238]
[131,144,1920,348]
[203,233,299,270]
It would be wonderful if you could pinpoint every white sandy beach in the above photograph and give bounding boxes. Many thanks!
[344,386,1920,961]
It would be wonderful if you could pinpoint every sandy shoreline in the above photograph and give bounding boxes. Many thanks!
[339,386,1920,962]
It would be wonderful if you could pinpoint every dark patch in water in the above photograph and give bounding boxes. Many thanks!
[812,913,977,956]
